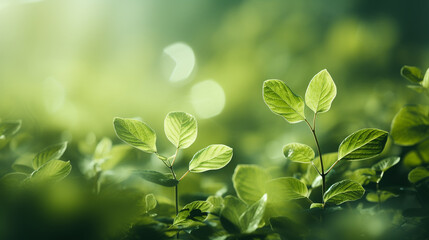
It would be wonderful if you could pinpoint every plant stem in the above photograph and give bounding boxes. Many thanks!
[305,119,326,205]
[168,148,180,239]
[376,171,384,209]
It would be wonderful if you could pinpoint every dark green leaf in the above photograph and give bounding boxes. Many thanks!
[408,167,429,184]
[173,201,212,227]
[135,170,178,187]
[323,180,365,205]
[401,65,423,83]
[338,128,388,161]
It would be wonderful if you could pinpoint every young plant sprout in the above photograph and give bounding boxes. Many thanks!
[113,112,233,237]
[263,69,388,206]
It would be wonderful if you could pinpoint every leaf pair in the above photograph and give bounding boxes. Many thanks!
[284,128,388,165]
[114,112,233,179]
[263,69,336,123]
[113,112,197,153]
[5,142,72,183]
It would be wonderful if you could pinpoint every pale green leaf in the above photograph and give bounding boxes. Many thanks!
[164,112,197,149]
[338,128,388,161]
[0,120,22,149]
[188,144,233,173]
[266,177,308,203]
[100,145,133,171]
[240,194,267,233]
[305,69,336,113]
[145,193,157,212]
[0,120,22,137]
[391,105,429,146]
[135,170,178,187]
[31,160,72,182]
[33,142,68,170]
[323,180,365,205]
[407,85,426,93]
[408,167,429,183]
[401,65,423,83]
[220,196,247,234]
[347,168,377,185]
[422,68,429,88]
[372,157,400,172]
[93,137,112,162]
[232,165,271,204]
[173,201,212,227]
[263,79,306,123]
[283,143,315,163]
[1,172,28,185]
[366,191,398,203]
[113,117,157,153]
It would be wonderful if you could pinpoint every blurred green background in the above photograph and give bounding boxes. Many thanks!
[1,0,429,173]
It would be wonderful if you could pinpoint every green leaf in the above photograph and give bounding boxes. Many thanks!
[93,137,112,162]
[338,128,388,161]
[371,157,400,172]
[401,65,423,83]
[145,193,157,212]
[135,170,178,187]
[12,164,34,174]
[347,168,377,185]
[266,177,308,203]
[391,105,429,146]
[323,180,365,205]
[0,120,22,137]
[240,194,267,233]
[100,145,133,171]
[220,196,247,234]
[232,164,271,204]
[408,167,429,183]
[33,142,68,170]
[31,160,72,182]
[366,191,398,203]
[422,68,429,88]
[0,120,22,149]
[113,117,157,153]
[283,143,315,163]
[403,139,429,167]
[305,69,337,113]
[188,144,233,173]
[310,203,324,209]
[1,172,28,185]
[164,112,197,149]
[263,79,306,123]
[173,201,212,227]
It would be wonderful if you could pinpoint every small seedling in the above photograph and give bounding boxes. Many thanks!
[113,112,233,237]
[263,69,388,206]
